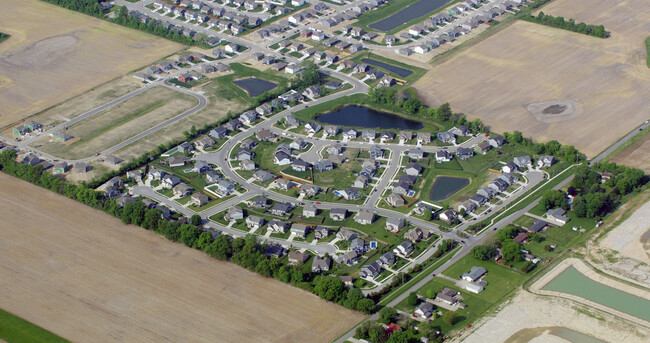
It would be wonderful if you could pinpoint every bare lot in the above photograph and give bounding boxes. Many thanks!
[0,173,363,343]
[33,87,197,160]
[0,0,181,129]
[608,129,650,173]
[601,198,650,264]
[113,80,248,161]
[459,291,649,343]
[414,0,650,158]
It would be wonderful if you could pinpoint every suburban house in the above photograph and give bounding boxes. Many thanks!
[292,159,311,172]
[477,141,491,154]
[314,226,329,239]
[354,175,369,189]
[354,210,375,225]
[378,252,396,268]
[385,218,405,233]
[267,219,290,233]
[336,228,356,241]
[303,205,317,218]
[513,232,528,244]
[440,209,458,223]
[538,155,556,168]
[489,178,509,192]
[546,208,570,224]
[415,303,434,318]
[253,170,275,182]
[173,183,193,197]
[336,251,359,266]
[314,159,334,172]
[488,135,504,148]
[404,227,431,243]
[312,256,331,273]
[195,136,215,148]
[393,241,414,258]
[271,202,294,216]
[502,162,518,174]
[215,180,236,195]
[330,208,347,221]
[513,155,532,169]
[436,287,459,305]
[360,261,382,280]
[459,200,477,214]
[246,216,265,229]
[166,155,188,168]
[299,183,320,197]
[437,131,455,144]
[240,159,255,171]
[456,147,473,160]
[191,192,209,207]
[350,238,366,255]
[386,193,405,207]
[477,186,497,199]
[265,244,285,258]
[288,251,309,265]
[405,163,423,176]
[407,148,425,159]
[462,266,487,282]
[336,187,361,200]
[251,196,267,208]
[527,220,548,233]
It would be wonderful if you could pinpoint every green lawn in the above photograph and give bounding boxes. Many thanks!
[350,52,428,83]
[0,308,69,343]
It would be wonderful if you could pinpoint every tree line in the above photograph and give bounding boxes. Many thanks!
[0,150,379,313]
[41,0,103,17]
[522,12,608,38]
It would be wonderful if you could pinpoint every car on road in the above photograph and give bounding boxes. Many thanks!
[493,227,498,231]
[461,240,465,244]
[315,202,320,204]
[431,274,436,277]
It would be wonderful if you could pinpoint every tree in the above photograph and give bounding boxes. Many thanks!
[378,306,398,324]
[501,240,523,265]
[406,292,419,306]
[368,323,389,343]
[540,190,569,211]
[471,245,495,260]
[356,298,376,314]
[356,321,374,339]
[497,225,520,241]
[402,97,421,114]
[195,231,213,251]
[442,311,457,326]
[314,277,345,302]
[388,331,411,343]
[190,214,202,226]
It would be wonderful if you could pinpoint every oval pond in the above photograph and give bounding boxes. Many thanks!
[429,176,470,201]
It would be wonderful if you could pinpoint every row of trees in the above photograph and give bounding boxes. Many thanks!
[111,6,211,48]
[0,150,378,313]
[42,0,103,17]
[523,12,608,38]
[567,163,647,219]
[502,132,584,163]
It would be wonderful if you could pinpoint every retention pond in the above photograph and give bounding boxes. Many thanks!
[316,105,424,130]
[542,266,650,321]
[369,0,451,32]
[428,176,469,201]
[361,58,413,78]
[233,77,277,97]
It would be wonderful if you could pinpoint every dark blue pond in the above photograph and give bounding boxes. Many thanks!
[316,105,424,130]
[362,58,413,78]
[234,77,278,97]
[369,0,451,32]
[429,176,470,201]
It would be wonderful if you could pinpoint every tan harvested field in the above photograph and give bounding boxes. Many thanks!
[608,129,650,173]
[414,0,650,158]
[33,86,197,160]
[0,173,363,343]
[0,0,181,129]
[113,80,248,161]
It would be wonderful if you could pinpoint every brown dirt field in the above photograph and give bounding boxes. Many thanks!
[33,86,197,160]
[414,0,650,158]
[0,173,364,343]
[608,130,650,173]
[0,0,182,129]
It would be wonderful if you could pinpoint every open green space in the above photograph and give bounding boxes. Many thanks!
[646,36,650,68]
[350,52,428,83]
[0,308,70,343]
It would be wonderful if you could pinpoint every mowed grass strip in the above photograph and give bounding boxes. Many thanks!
[34,87,197,159]
[0,308,69,343]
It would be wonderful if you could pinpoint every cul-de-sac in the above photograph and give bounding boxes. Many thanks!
[0,0,649,342]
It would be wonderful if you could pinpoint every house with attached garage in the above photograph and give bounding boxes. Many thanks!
[216,180,236,195]
[469,194,487,206]
[386,193,405,207]
[330,208,348,222]
[265,244,285,258]
[240,159,255,171]
[502,161,518,174]
[314,159,333,172]
[360,261,382,280]
[193,160,212,173]
[458,200,477,213]
[195,136,215,148]
[477,186,497,199]
[415,302,434,318]
[299,183,320,197]
[166,155,188,168]
[191,192,209,207]
[305,122,322,134]
[253,170,275,182]
[489,178,509,192]
[336,251,359,266]
[440,209,458,223]
[271,202,294,216]
[336,187,361,200]
[513,155,532,169]
[393,241,414,258]
[303,85,322,98]
[405,163,423,176]
[354,175,369,189]
[274,151,292,165]
[173,183,193,197]
[407,148,424,159]
[225,206,244,221]
[350,238,367,255]
[538,155,556,168]
[500,172,518,185]
[206,171,222,184]
[436,287,459,305]
[275,178,294,191]
[435,150,453,163]
[404,227,431,244]
[336,229,356,242]
[477,141,491,154]
[378,252,396,268]
[246,215,265,229]
[342,129,358,140]
[312,256,331,273]
[369,146,383,158]
[456,147,473,160]
[314,226,329,239]
[237,148,254,161]
[354,210,375,225]
[546,208,570,225]
[437,131,456,144]
[462,266,487,282]
[162,175,181,189]
[303,205,317,218]
[288,251,309,265]
[413,202,432,216]
[290,224,310,238]
[488,135,504,148]
[266,219,289,233]
[292,159,311,171]
[385,217,405,233]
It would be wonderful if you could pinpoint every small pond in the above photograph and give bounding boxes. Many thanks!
[316,105,424,130]
[542,266,650,321]
[233,77,277,97]
[369,0,451,32]
[362,58,413,78]
[428,176,469,201]
[505,326,607,343]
